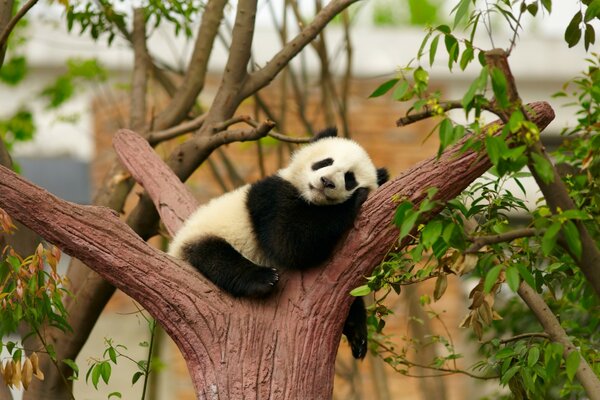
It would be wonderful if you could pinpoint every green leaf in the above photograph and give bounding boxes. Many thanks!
[564,12,583,48]
[394,201,414,228]
[530,152,554,184]
[429,35,440,66]
[484,265,502,293]
[528,347,540,367]
[490,67,510,109]
[108,347,117,364]
[369,78,399,98]
[453,0,471,28]
[0,56,28,85]
[565,351,580,382]
[439,118,454,153]
[541,0,552,13]
[515,263,535,288]
[459,46,474,70]
[62,359,79,377]
[400,209,420,240]
[542,221,561,256]
[584,0,600,21]
[422,220,443,248]
[91,364,101,389]
[505,266,520,291]
[132,371,144,385]
[584,24,596,51]
[108,392,122,399]
[462,66,488,110]
[527,2,539,16]
[562,220,582,259]
[485,135,506,166]
[392,80,410,101]
[100,361,111,385]
[350,285,372,296]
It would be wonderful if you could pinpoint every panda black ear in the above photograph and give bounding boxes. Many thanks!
[377,168,389,186]
[311,127,338,142]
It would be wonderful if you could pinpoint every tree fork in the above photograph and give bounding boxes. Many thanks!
[0,102,554,398]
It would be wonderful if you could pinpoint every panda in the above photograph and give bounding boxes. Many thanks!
[168,127,389,359]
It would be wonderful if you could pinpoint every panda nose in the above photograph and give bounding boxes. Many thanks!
[321,176,335,189]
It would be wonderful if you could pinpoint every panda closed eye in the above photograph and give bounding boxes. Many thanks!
[311,158,334,170]
[344,171,357,191]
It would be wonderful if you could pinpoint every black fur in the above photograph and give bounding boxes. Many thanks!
[181,236,279,298]
[343,297,368,359]
[247,176,368,270]
[310,127,338,142]
[377,168,389,186]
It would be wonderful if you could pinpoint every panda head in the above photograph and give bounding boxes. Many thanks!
[278,128,389,205]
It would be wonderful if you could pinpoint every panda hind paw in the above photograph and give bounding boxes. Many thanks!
[234,267,279,298]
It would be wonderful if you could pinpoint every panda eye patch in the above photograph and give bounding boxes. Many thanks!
[344,171,358,190]
[311,158,334,170]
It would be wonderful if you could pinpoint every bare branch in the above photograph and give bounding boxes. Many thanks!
[396,101,498,127]
[0,0,38,52]
[147,114,207,146]
[0,0,15,67]
[130,8,148,132]
[240,0,361,99]
[466,228,538,253]
[518,282,600,400]
[153,0,228,129]
[245,116,311,143]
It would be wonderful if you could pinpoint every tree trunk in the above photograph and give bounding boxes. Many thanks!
[0,102,554,398]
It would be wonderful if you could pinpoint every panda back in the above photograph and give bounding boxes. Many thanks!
[168,184,267,266]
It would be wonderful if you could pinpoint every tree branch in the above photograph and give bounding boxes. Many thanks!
[0,0,37,53]
[152,0,228,129]
[466,228,538,253]
[147,114,207,145]
[240,0,361,99]
[517,282,600,400]
[130,8,148,132]
[0,0,15,67]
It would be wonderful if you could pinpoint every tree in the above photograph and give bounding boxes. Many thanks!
[0,1,598,399]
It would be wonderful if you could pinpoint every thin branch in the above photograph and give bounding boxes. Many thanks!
[244,117,311,143]
[517,282,600,400]
[147,114,207,146]
[0,0,38,50]
[466,227,538,253]
[153,0,228,130]
[396,100,496,127]
[240,0,361,99]
[0,0,15,67]
[499,332,549,345]
[130,8,148,132]
[373,339,498,380]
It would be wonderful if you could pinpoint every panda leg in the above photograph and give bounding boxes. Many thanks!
[342,297,368,359]
[181,236,279,298]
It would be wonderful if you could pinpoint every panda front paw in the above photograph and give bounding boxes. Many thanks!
[353,187,370,208]
[233,267,279,298]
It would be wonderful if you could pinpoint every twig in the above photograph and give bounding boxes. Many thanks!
[396,101,496,127]
[517,281,600,400]
[373,339,498,380]
[244,117,311,144]
[499,332,549,345]
[466,227,538,253]
[147,114,207,145]
[0,0,38,50]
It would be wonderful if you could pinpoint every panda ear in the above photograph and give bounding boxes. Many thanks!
[311,127,338,142]
[377,168,389,186]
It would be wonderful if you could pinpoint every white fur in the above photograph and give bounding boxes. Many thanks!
[169,137,379,262]
[278,137,378,205]
[168,184,269,266]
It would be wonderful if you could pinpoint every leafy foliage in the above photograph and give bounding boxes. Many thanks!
[361,1,600,398]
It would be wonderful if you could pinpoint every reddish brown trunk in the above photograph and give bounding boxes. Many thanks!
[0,102,554,398]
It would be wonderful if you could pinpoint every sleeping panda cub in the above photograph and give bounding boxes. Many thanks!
[169,127,388,359]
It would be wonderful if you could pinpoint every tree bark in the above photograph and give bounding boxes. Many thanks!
[0,102,555,398]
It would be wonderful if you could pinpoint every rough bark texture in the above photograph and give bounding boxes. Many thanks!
[0,102,554,399]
